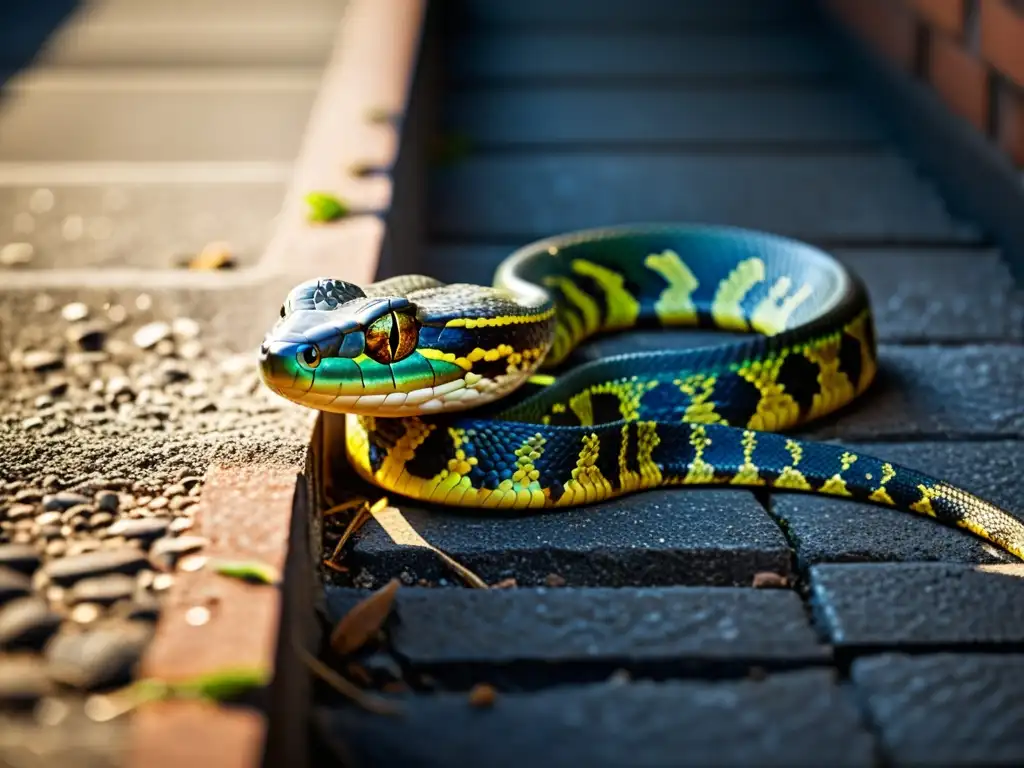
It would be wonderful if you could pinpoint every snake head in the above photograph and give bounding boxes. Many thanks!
[258,277,438,415]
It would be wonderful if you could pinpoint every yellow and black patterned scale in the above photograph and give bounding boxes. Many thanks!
[258,224,1024,561]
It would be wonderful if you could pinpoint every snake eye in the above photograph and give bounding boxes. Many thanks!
[364,310,418,365]
[297,344,321,369]
[279,305,286,319]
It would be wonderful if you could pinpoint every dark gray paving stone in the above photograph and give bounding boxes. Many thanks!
[350,489,791,587]
[0,182,284,270]
[423,245,1023,342]
[832,248,1024,341]
[448,32,837,82]
[317,669,876,768]
[457,0,810,28]
[809,562,1024,652]
[807,344,1024,441]
[429,154,980,243]
[772,441,1024,568]
[325,586,829,687]
[851,653,1024,767]
[446,87,885,146]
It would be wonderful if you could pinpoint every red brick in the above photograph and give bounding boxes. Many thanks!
[910,0,965,35]
[928,30,990,131]
[825,0,918,71]
[996,82,1024,166]
[981,0,1024,88]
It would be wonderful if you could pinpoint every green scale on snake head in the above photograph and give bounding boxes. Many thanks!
[258,224,1024,562]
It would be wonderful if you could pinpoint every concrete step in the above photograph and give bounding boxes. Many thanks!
[0,69,321,162]
[0,180,285,269]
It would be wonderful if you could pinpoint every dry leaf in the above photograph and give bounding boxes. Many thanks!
[751,571,788,589]
[185,241,235,270]
[467,683,498,708]
[330,578,400,656]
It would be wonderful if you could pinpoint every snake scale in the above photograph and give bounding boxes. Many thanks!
[258,224,1024,562]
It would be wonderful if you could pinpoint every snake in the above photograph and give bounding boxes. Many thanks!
[258,224,1024,562]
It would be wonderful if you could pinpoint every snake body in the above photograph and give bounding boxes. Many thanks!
[259,225,1024,561]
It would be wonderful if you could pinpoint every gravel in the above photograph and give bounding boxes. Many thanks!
[0,287,312,717]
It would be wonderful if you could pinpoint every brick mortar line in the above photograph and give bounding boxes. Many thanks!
[122,2,426,767]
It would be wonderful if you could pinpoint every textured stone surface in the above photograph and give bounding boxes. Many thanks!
[424,245,1023,342]
[446,87,885,145]
[325,586,828,686]
[0,183,283,270]
[350,489,792,587]
[448,32,836,82]
[772,441,1024,568]
[833,249,1024,341]
[810,562,1024,651]
[0,77,318,163]
[318,669,876,768]
[851,653,1024,767]
[806,345,1024,440]
[429,154,980,243]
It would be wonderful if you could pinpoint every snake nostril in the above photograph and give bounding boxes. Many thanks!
[259,339,270,356]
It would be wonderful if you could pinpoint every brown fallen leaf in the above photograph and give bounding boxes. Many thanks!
[467,683,498,708]
[330,578,401,656]
[751,571,789,589]
[183,241,235,270]
[491,578,517,589]
[544,573,566,588]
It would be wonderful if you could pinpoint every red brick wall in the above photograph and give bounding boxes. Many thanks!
[823,0,1024,167]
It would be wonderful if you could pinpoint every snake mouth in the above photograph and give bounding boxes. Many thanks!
[258,337,531,417]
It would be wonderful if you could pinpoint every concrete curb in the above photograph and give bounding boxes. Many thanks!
[124,1,426,765]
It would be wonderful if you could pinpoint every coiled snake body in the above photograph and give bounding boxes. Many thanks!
[259,225,1024,561]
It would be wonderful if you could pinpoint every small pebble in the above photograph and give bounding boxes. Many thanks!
[132,321,172,350]
[5,504,36,521]
[88,511,114,529]
[0,566,32,605]
[151,573,175,592]
[42,491,90,511]
[95,491,119,512]
[171,317,201,339]
[0,543,41,575]
[70,603,102,624]
[21,350,62,373]
[106,517,168,542]
[43,547,149,586]
[115,593,160,622]
[168,516,193,534]
[61,302,90,322]
[66,322,107,352]
[68,574,137,605]
[0,242,34,266]
[46,621,153,690]
[0,654,54,706]
[149,535,208,570]
[0,597,62,650]
[185,606,210,626]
